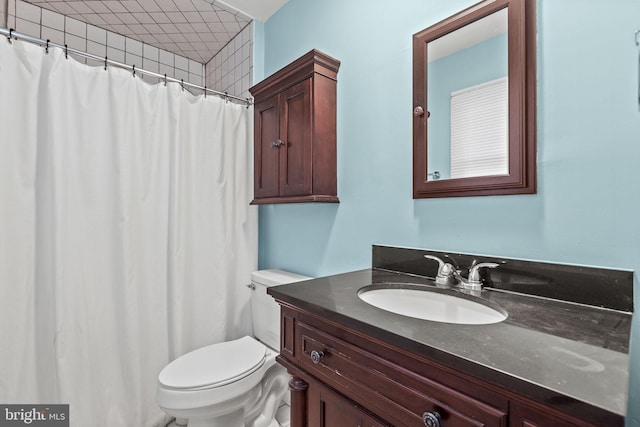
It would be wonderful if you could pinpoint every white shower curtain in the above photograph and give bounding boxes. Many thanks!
[0,39,257,426]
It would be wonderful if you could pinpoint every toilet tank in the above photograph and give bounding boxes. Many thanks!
[251,269,311,350]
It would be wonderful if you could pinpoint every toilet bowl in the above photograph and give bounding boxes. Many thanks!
[155,269,310,427]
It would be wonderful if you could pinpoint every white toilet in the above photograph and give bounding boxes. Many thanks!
[156,269,310,427]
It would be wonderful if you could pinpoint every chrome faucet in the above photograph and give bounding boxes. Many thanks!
[424,255,499,290]
[423,254,457,286]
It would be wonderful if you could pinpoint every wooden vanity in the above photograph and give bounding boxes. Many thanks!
[279,304,512,426]
[267,246,633,427]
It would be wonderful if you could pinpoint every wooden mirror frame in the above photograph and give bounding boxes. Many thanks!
[412,0,536,198]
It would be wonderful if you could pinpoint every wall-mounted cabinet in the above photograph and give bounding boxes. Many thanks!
[249,50,340,205]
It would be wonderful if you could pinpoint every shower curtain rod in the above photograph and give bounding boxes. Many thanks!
[1,27,253,106]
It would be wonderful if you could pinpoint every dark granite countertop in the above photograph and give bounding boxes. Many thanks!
[268,267,632,422]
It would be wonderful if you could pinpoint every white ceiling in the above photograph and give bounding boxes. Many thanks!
[218,0,288,22]
[428,8,508,62]
[24,0,288,63]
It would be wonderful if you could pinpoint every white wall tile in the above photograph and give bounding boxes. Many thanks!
[159,63,173,78]
[65,16,86,38]
[15,18,41,38]
[189,73,202,87]
[174,68,188,82]
[126,53,143,68]
[87,40,106,58]
[41,26,64,45]
[48,2,75,17]
[242,23,251,45]
[101,13,123,25]
[143,44,159,61]
[7,0,224,94]
[42,9,64,31]
[126,38,143,56]
[175,54,189,71]
[106,46,125,63]
[103,1,128,14]
[242,62,251,84]
[67,2,91,14]
[107,32,125,51]
[159,49,174,66]
[87,24,106,44]
[189,59,202,76]
[0,1,5,28]
[86,1,110,14]
[66,33,87,51]
[204,22,252,98]
[142,58,159,73]
[16,0,41,24]
[242,42,250,63]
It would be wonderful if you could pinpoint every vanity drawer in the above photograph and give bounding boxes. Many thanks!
[297,321,507,427]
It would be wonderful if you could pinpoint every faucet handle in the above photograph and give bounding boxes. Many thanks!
[468,262,499,284]
[424,255,456,285]
[423,254,444,269]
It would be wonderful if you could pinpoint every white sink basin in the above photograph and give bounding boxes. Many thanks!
[358,287,507,325]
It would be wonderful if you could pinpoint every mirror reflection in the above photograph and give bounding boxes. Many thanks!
[427,9,508,181]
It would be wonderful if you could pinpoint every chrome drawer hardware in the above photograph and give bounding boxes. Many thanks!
[422,411,441,427]
[310,350,325,364]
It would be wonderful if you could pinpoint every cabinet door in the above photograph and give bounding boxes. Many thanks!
[312,384,388,427]
[254,95,280,198]
[279,79,312,197]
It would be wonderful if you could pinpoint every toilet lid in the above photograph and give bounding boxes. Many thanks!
[159,336,267,389]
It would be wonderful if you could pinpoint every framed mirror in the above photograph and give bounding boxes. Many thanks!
[412,0,536,198]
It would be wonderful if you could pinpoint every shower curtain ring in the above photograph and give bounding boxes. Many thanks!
[7,28,13,44]
[181,79,184,91]
[224,92,229,103]
[132,65,136,78]
[164,74,167,86]
[45,39,50,54]
[64,44,68,59]
[204,86,207,98]
[104,56,108,71]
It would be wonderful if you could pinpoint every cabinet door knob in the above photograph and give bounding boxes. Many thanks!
[310,350,325,364]
[271,139,284,148]
[422,411,441,427]
[413,106,431,118]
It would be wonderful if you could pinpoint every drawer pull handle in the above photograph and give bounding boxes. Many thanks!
[310,350,325,364]
[422,411,441,427]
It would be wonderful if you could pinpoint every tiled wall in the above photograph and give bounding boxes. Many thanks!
[205,22,253,100]
[4,0,254,98]
[6,0,204,86]
[1,0,6,29]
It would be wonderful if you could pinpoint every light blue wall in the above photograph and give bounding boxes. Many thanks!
[255,0,640,423]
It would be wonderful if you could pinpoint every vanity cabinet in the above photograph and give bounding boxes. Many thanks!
[309,381,389,427]
[249,49,340,205]
[275,305,610,427]
[277,306,509,427]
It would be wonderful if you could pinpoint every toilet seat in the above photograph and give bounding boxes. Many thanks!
[159,336,267,390]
